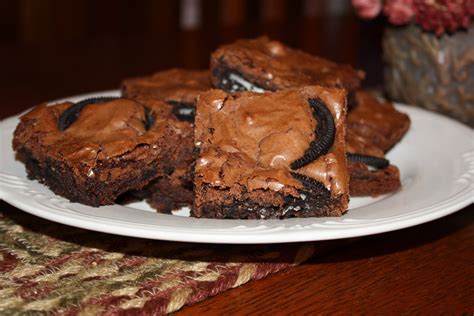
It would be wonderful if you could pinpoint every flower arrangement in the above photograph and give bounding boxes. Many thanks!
[352,0,474,36]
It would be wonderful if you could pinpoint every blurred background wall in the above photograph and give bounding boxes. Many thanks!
[0,0,384,114]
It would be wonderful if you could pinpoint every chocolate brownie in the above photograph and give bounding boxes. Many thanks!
[347,160,401,197]
[136,97,195,213]
[193,86,349,219]
[210,37,365,107]
[345,91,410,197]
[121,68,212,121]
[121,69,205,210]
[13,97,193,207]
[347,91,410,152]
[142,167,194,213]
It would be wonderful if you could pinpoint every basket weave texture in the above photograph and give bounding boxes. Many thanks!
[0,209,316,315]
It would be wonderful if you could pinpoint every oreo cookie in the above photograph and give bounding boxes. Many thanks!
[291,98,335,170]
[57,97,119,131]
[58,97,154,131]
[347,153,389,169]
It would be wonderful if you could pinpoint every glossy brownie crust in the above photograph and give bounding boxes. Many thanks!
[347,91,410,152]
[121,69,211,103]
[121,68,212,121]
[193,87,350,219]
[13,98,193,207]
[210,37,364,102]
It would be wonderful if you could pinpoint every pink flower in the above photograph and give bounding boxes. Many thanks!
[352,0,383,19]
[351,0,473,35]
[383,0,415,25]
[413,0,473,36]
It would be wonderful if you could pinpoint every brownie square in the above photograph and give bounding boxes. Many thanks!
[347,91,410,152]
[345,91,410,197]
[12,97,193,207]
[193,86,350,219]
[121,68,212,121]
[210,37,364,107]
[121,69,207,210]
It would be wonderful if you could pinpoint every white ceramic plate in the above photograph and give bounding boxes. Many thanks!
[1,91,473,244]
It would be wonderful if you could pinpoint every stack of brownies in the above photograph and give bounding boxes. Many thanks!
[13,37,410,219]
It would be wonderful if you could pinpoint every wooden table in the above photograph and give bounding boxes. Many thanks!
[1,26,473,315]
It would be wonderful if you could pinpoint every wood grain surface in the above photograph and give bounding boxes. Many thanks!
[179,206,474,315]
[0,9,472,314]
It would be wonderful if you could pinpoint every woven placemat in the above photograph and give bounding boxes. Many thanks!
[0,207,318,315]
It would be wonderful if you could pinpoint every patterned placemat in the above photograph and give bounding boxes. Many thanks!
[0,206,319,315]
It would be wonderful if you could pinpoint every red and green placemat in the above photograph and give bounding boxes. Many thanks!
[0,207,318,315]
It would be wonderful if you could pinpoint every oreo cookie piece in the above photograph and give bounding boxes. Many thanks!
[57,97,118,131]
[291,98,336,170]
[58,96,155,133]
[166,100,195,122]
[290,172,330,197]
[347,153,389,169]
